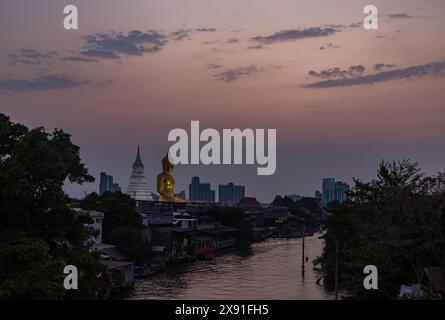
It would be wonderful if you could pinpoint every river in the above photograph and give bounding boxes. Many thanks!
[127,234,333,300]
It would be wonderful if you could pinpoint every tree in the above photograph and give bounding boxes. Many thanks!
[271,195,323,223]
[315,160,445,299]
[79,192,151,262]
[297,197,323,217]
[271,195,294,207]
[0,113,111,299]
[0,233,65,300]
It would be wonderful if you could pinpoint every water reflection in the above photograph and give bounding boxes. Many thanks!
[128,234,333,300]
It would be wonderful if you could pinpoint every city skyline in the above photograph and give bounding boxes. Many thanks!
[97,147,348,203]
[1,0,445,202]
[99,171,122,195]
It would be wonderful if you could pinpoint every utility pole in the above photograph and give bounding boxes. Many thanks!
[301,225,305,277]
[335,240,339,300]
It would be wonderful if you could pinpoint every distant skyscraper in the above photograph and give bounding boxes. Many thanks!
[127,146,152,201]
[99,172,107,195]
[177,191,186,200]
[99,172,121,195]
[106,175,113,192]
[112,183,121,193]
[218,182,245,204]
[322,178,349,205]
[189,176,215,202]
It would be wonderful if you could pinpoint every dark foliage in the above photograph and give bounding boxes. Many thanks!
[79,192,151,262]
[315,160,445,299]
[0,113,111,299]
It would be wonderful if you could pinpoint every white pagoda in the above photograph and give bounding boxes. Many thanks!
[127,146,153,201]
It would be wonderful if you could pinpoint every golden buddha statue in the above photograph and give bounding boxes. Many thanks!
[157,153,183,202]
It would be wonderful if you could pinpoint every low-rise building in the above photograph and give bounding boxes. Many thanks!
[200,226,238,251]
[238,197,262,209]
[152,226,194,262]
[74,208,105,245]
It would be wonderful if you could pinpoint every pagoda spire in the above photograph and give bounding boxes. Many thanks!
[133,145,144,168]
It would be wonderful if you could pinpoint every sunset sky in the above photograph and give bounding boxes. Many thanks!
[1,0,444,202]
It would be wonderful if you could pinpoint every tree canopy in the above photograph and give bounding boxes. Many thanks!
[0,113,111,299]
[79,191,151,262]
[315,160,445,299]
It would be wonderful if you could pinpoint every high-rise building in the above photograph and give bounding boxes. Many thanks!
[112,183,121,193]
[218,182,245,204]
[322,178,349,205]
[127,146,153,201]
[189,176,215,202]
[99,172,121,195]
[177,191,186,200]
[99,172,107,195]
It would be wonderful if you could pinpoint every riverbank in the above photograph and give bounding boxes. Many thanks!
[126,234,333,300]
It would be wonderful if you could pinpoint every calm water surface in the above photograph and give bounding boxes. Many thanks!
[128,234,332,300]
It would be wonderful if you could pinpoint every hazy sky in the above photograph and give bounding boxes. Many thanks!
[1,0,444,202]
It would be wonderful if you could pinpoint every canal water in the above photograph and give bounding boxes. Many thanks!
[128,234,333,300]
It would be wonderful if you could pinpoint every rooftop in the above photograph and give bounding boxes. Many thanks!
[101,260,134,269]
[238,197,262,208]
[201,226,238,234]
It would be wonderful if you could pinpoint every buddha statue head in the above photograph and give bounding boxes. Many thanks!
[162,152,175,174]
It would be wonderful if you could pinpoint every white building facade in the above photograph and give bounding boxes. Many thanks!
[127,146,153,201]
